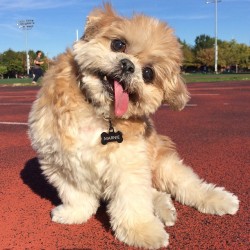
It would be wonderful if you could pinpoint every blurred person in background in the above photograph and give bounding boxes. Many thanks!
[32,50,44,84]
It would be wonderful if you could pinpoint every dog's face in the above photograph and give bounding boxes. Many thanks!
[73,4,189,118]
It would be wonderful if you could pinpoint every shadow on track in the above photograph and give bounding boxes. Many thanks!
[20,157,111,232]
[20,157,61,206]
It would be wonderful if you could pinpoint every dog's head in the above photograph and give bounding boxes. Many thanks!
[73,4,189,118]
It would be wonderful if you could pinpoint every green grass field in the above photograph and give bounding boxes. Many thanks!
[0,78,33,85]
[0,74,250,85]
[183,73,250,83]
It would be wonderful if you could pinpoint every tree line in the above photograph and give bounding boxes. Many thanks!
[0,34,249,78]
[181,34,250,73]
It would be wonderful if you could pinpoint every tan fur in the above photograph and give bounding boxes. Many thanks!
[28,4,239,249]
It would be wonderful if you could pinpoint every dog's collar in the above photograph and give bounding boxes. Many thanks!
[75,60,85,90]
[75,61,124,144]
[75,67,94,105]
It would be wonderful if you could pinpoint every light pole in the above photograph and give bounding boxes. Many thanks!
[17,19,35,75]
[206,0,221,74]
[76,29,79,41]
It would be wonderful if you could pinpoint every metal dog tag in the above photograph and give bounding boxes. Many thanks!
[101,119,123,145]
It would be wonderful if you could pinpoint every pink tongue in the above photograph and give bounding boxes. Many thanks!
[114,80,129,117]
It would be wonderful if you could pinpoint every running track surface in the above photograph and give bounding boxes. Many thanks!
[0,81,249,250]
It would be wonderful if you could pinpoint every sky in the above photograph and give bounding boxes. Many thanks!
[0,0,249,58]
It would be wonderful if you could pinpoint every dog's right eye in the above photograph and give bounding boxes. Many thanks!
[111,39,126,52]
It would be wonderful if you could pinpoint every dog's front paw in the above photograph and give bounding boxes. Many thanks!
[154,193,177,226]
[198,186,239,215]
[115,218,169,249]
[158,205,177,227]
[51,204,91,224]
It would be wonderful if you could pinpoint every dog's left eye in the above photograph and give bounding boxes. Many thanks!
[111,39,126,52]
[142,67,155,83]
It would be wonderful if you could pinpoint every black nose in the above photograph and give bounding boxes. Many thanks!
[120,59,135,74]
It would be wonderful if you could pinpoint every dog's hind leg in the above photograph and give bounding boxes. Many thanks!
[152,151,239,216]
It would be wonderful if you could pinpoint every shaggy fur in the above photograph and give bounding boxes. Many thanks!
[28,4,239,249]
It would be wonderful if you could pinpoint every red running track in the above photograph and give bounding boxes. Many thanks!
[0,81,249,249]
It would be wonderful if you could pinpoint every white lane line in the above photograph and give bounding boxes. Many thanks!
[191,93,220,96]
[189,87,250,91]
[0,95,34,98]
[163,103,197,107]
[186,104,197,107]
[0,103,31,105]
[0,121,28,125]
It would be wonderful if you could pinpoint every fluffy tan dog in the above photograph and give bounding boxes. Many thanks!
[28,4,239,249]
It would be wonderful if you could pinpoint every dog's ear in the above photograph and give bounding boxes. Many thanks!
[163,73,190,111]
[82,3,119,41]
